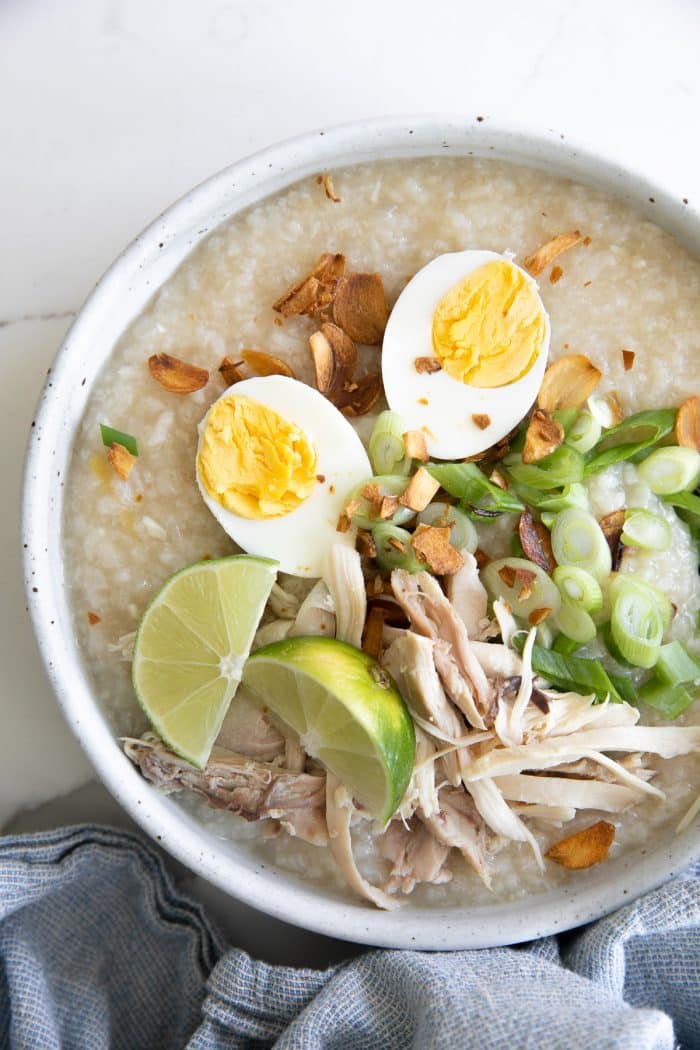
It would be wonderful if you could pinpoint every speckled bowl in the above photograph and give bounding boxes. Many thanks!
[22,116,700,949]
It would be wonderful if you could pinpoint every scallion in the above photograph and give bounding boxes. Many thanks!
[565,409,601,454]
[505,445,585,492]
[552,633,581,656]
[583,408,676,476]
[540,511,556,529]
[550,507,612,581]
[346,475,415,530]
[552,565,603,612]
[554,599,597,644]
[552,407,581,434]
[610,584,664,669]
[654,641,700,686]
[532,483,589,514]
[663,490,700,522]
[372,523,422,573]
[621,508,672,551]
[481,557,561,620]
[100,424,139,457]
[609,574,673,633]
[416,501,478,554]
[512,638,623,703]
[638,679,696,719]
[637,446,700,496]
[368,411,411,477]
[427,462,523,519]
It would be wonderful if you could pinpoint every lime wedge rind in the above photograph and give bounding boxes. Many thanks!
[243,636,415,823]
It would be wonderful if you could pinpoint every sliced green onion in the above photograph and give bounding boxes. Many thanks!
[368,411,411,476]
[505,445,585,492]
[481,557,561,620]
[552,633,581,656]
[346,475,415,529]
[510,531,525,557]
[554,600,597,644]
[533,483,589,514]
[551,507,612,581]
[610,585,663,669]
[654,641,700,686]
[600,620,635,668]
[540,511,556,529]
[100,424,139,457]
[638,679,696,719]
[553,565,603,612]
[426,462,523,519]
[552,407,581,434]
[565,409,601,454]
[584,408,676,476]
[416,501,478,553]
[637,446,700,496]
[587,394,621,430]
[608,673,638,704]
[609,574,673,633]
[372,524,422,573]
[621,508,672,551]
[512,638,623,703]
[663,490,700,522]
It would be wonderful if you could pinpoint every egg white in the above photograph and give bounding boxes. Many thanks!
[381,250,551,460]
[195,376,371,578]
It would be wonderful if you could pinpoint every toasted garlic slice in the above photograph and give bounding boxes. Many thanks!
[524,230,584,276]
[241,349,295,379]
[545,820,615,869]
[148,353,209,393]
[537,354,602,412]
[522,408,564,463]
[332,273,389,345]
[107,442,136,480]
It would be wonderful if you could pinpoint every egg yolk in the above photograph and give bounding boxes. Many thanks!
[431,259,546,388]
[197,394,318,519]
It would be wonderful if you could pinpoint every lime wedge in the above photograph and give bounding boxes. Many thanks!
[132,555,277,767]
[242,636,415,823]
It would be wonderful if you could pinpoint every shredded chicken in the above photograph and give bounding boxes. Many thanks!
[383,631,464,786]
[380,819,452,894]
[324,545,365,648]
[419,786,492,888]
[325,773,399,910]
[495,773,640,813]
[124,734,327,845]
[447,551,489,637]
[493,598,517,647]
[215,689,285,761]
[398,727,441,820]
[289,579,335,637]
[253,618,292,649]
[468,641,522,679]
[494,628,536,747]
[268,582,301,619]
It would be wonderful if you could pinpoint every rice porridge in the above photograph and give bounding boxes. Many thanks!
[63,157,700,909]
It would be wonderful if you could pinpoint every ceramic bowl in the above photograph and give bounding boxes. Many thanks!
[22,116,700,949]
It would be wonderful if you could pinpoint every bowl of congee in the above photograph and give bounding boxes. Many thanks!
[23,117,700,950]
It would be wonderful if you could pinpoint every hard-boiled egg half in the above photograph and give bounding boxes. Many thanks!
[382,250,551,460]
[195,376,371,577]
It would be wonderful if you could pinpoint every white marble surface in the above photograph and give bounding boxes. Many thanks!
[2,0,700,960]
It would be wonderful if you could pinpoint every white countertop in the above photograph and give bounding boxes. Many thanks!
[2,0,699,963]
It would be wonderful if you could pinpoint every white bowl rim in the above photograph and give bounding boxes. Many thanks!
[22,113,700,951]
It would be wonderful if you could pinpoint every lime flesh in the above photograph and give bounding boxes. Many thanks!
[243,636,415,823]
[132,555,277,767]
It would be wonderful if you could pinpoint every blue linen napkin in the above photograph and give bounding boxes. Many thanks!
[0,825,697,1049]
